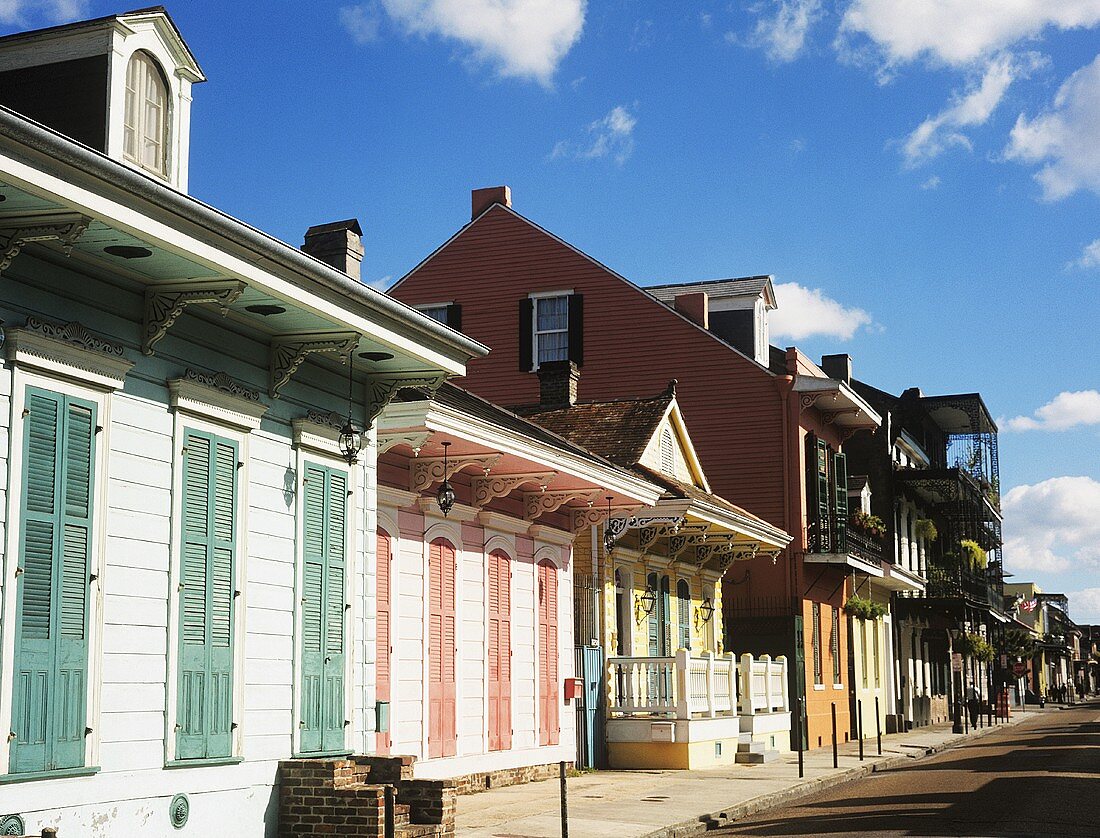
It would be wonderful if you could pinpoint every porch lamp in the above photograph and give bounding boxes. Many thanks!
[602,496,616,555]
[436,441,456,517]
[638,585,657,616]
[338,355,363,466]
[696,597,715,625]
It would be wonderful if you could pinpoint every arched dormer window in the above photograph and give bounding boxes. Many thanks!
[124,51,169,177]
[660,428,674,475]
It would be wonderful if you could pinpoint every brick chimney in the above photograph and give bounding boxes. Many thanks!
[538,360,580,408]
[472,186,512,220]
[674,292,709,329]
[302,219,364,280]
[821,353,852,384]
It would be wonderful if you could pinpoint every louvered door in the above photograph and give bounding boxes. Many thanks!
[538,559,559,746]
[428,538,456,758]
[299,463,348,754]
[11,387,95,774]
[376,529,393,754]
[488,549,512,751]
[176,429,237,760]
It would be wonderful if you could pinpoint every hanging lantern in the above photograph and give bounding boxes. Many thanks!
[339,353,362,466]
[638,585,657,616]
[697,597,715,624]
[602,495,616,555]
[437,441,456,517]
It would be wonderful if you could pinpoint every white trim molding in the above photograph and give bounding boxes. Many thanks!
[5,318,133,390]
[167,369,268,431]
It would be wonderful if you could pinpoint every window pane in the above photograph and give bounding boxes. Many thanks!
[537,331,567,364]
[536,296,567,331]
[419,305,448,324]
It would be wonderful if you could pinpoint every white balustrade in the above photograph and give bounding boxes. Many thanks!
[608,651,789,719]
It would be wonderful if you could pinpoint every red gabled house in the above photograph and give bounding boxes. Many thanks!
[390,186,882,748]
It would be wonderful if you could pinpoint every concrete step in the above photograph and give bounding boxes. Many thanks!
[397,824,446,838]
[734,749,781,764]
[736,740,767,754]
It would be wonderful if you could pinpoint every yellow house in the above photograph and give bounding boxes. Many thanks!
[520,378,792,768]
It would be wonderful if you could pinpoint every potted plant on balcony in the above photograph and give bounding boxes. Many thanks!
[843,593,887,621]
[960,539,987,569]
[849,510,886,538]
[914,518,938,542]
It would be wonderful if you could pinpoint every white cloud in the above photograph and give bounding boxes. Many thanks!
[770,281,873,341]
[1005,53,1100,200]
[902,53,1042,166]
[1068,587,1100,623]
[373,0,585,86]
[920,175,941,190]
[0,0,87,25]
[837,0,1100,70]
[744,0,823,63]
[549,105,637,165]
[1070,238,1100,269]
[1002,390,1100,432]
[1002,476,1100,574]
[339,4,381,44]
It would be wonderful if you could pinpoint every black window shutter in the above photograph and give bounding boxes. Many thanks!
[446,303,462,332]
[567,293,583,366]
[518,298,533,371]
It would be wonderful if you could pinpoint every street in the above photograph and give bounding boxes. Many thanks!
[714,704,1100,837]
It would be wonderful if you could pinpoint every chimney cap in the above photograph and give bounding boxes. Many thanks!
[305,218,363,238]
[472,185,512,219]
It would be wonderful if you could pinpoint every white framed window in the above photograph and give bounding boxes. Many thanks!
[124,51,169,177]
[417,304,449,325]
[534,294,569,366]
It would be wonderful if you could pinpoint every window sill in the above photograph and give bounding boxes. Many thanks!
[0,765,100,784]
[813,684,826,691]
[165,756,244,769]
[833,683,846,690]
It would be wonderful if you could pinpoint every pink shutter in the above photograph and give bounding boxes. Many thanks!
[488,550,512,751]
[376,530,392,754]
[429,538,457,758]
[538,559,560,746]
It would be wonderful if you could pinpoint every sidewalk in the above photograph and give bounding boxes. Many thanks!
[455,708,1042,838]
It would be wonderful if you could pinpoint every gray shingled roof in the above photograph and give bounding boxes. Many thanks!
[645,276,772,303]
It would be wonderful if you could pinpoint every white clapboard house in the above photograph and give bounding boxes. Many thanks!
[0,8,503,835]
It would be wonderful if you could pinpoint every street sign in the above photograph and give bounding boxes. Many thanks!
[1000,654,1008,668]
[952,653,963,673]
[1013,662,1027,677]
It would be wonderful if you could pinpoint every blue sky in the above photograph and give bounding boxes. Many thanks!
[4,1,1099,618]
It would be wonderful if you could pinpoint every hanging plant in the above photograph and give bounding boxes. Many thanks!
[956,632,994,663]
[913,518,938,542]
[960,539,987,569]
[843,594,887,621]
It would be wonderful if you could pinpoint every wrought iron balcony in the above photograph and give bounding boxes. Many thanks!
[807,514,884,566]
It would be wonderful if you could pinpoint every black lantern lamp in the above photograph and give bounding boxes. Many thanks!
[696,597,715,625]
[338,354,363,466]
[436,441,456,517]
[602,496,616,555]
[638,585,657,616]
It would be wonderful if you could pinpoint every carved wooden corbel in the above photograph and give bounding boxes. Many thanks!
[0,213,92,274]
[473,471,556,508]
[523,488,602,521]
[410,453,501,492]
[268,331,358,398]
[143,280,246,355]
[366,372,448,423]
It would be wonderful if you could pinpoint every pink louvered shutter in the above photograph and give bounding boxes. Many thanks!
[538,559,560,746]
[488,549,512,751]
[376,530,392,754]
[428,538,457,758]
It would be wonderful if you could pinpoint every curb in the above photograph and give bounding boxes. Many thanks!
[638,712,1033,838]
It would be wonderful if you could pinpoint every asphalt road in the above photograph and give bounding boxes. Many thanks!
[713,702,1100,837]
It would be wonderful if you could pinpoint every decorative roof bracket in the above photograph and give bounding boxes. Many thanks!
[524,488,602,521]
[366,372,448,424]
[572,502,641,534]
[411,453,501,493]
[604,514,687,550]
[144,279,246,355]
[474,471,557,509]
[377,430,432,456]
[269,330,358,398]
[0,213,92,274]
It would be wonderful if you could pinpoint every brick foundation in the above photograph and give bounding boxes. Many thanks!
[451,761,574,796]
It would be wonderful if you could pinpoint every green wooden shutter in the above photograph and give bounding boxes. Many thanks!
[11,387,95,774]
[647,572,659,657]
[176,429,237,760]
[833,451,848,553]
[299,463,348,754]
[677,579,691,651]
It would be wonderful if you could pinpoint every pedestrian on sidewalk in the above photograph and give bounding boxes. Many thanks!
[966,684,980,727]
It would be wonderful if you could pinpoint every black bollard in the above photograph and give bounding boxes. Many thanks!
[858,699,864,761]
[384,785,396,838]
[798,697,804,778]
[875,696,882,756]
[560,760,569,838]
[831,702,838,768]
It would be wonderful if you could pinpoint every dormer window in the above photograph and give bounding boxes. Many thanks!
[124,51,169,177]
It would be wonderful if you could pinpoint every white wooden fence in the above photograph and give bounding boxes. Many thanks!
[607,651,789,719]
